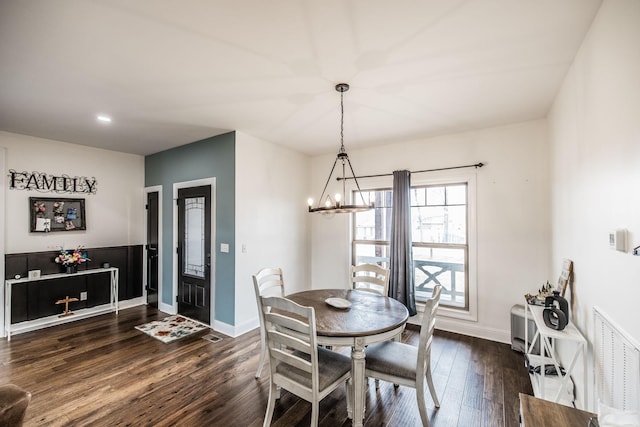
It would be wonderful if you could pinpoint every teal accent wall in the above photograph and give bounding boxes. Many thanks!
[145,132,235,325]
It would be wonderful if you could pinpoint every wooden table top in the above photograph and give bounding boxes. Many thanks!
[519,393,596,427]
[287,289,409,338]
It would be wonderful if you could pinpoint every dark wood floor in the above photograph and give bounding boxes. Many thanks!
[0,306,532,426]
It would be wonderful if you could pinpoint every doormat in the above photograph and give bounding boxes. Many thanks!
[135,315,209,344]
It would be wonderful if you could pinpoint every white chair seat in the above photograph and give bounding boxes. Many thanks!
[276,347,351,391]
[364,285,442,427]
[364,341,418,381]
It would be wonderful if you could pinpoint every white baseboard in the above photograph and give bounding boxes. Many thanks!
[7,303,117,338]
[232,317,259,337]
[211,320,235,337]
[430,316,511,344]
[119,297,145,310]
[212,317,259,338]
[159,302,176,315]
[409,303,511,344]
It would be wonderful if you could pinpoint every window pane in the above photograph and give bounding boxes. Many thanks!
[354,207,392,241]
[426,186,445,205]
[353,242,390,268]
[446,185,467,205]
[354,189,392,241]
[357,190,374,206]
[413,246,466,307]
[356,189,393,208]
[184,196,205,278]
[410,187,426,206]
[412,206,466,244]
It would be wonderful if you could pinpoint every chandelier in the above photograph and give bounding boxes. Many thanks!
[307,83,374,214]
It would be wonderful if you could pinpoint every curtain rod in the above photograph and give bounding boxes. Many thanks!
[336,162,484,181]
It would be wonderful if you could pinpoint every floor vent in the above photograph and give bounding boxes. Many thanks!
[202,334,223,344]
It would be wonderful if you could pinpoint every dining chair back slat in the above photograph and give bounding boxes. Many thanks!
[351,263,390,296]
[252,267,286,378]
[416,285,441,381]
[258,296,352,427]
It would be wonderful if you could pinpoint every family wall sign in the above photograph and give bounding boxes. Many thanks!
[8,169,98,194]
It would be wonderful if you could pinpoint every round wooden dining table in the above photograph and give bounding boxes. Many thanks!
[287,289,409,427]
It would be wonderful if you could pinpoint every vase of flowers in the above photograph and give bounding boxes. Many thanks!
[54,246,90,273]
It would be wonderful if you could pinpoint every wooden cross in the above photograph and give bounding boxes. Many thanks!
[56,295,79,318]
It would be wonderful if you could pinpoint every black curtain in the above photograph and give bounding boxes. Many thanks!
[388,170,416,315]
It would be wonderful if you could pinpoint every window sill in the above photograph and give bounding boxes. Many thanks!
[410,300,477,324]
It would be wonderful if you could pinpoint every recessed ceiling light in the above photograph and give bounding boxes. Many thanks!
[96,115,112,123]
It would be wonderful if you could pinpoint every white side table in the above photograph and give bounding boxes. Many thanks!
[524,301,587,409]
[4,267,119,341]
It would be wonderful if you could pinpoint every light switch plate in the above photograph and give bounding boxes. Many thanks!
[220,243,229,253]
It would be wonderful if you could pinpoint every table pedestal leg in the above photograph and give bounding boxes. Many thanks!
[351,337,366,427]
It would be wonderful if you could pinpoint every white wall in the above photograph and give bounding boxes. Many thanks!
[0,147,5,332]
[548,0,640,410]
[1,131,145,252]
[310,120,551,343]
[1,131,145,337]
[234,132,310,335]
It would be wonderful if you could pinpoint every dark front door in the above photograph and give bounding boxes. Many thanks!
[146,191,159,308]
[177,185,212,324]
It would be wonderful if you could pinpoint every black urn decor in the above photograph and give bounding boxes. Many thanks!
[542,291,569,330]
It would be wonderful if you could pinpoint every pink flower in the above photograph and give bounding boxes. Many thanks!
[54,246,91,266]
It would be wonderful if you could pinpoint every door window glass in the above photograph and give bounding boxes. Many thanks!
[184,196,205,278]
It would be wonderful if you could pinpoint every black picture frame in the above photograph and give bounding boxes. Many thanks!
[30,197,86,232]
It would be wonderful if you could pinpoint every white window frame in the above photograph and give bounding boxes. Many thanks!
[351,171,477,322]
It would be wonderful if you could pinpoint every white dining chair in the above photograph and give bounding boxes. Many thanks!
[252,267,285,379]
[364,285,442,427]
[259,296,352,427]
[351,263,390,296]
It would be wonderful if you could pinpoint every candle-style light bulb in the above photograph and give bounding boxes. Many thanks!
[325,199,331,207]
[307,198,314,207]
[335,193,341,202]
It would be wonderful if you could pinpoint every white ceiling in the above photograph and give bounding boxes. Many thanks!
[0,0,602,156]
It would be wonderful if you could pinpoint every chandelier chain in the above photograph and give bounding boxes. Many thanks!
[340,91,345,153]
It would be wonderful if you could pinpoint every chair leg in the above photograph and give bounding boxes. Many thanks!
[346,379,353,419]
[426,365,440,408]
[392,334,402,388]
[255,329,266,378]
[310,401,319,427]
[263,381,277,427]
[416,383,431,427]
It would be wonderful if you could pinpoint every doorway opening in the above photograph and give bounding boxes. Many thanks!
[144,186,161,309]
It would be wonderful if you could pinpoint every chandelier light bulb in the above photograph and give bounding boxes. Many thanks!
[307,198,314,207]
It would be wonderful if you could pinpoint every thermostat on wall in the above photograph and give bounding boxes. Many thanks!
[609,229,627,252]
